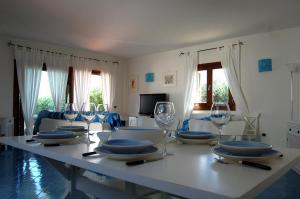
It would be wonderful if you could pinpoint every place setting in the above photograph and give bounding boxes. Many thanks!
[212,140,283,170]
[175,130,218,145]
[27,130,80,146]
[82,102,176,166]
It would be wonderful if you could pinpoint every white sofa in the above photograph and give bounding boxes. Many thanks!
[39,118,111,132]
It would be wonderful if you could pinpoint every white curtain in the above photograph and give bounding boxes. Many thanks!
[15,47,44,135]
[46,53,70,111]
[101,62,118,111]
[183,52,198,120]
[218,44,249,114]
[72,57,93,110]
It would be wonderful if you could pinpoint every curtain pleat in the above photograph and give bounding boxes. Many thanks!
[15,47,44,135]
[46,53,70,111]
[219,44,249,114]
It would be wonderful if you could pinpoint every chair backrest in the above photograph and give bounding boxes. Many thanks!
[189,119,218,134]
[222,121,246,136]
[189,118,246,136]
[242,113,261,136]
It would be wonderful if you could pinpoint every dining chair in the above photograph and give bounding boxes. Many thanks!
[242,113,261,140]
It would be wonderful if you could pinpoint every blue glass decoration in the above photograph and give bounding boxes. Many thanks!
[145,73,154,82]
[258,59,272,72]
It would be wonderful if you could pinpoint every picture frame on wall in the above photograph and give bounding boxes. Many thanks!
[129,75,138,93]
[145,72,154,82]
[163,71,176,87]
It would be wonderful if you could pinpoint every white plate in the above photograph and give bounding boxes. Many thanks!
[94,146,158,161]
[102,139,154,154]
[32,135,79,145]
[218,140,272,156]
[212,146,281,162]
[177,137,217,145]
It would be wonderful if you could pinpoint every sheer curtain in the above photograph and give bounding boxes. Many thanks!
[101,62,118,111]
[15,47,44,135]
[182,52,198,120]
[218,44,249,114]
[72,57,93,110]
[46,53,70,111]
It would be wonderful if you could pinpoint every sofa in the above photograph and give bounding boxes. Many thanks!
[33,110,122,134]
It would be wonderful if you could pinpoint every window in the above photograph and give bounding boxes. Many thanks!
[66,68,103,105]
[35,70,55,114]
[89,72,103,105]
[194,62,235,110]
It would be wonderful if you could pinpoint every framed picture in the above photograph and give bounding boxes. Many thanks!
[145,73,154,82]
[163,71,176,87]
[129,75,138,93]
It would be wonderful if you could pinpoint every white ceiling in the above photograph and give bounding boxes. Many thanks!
[1,0,300,58]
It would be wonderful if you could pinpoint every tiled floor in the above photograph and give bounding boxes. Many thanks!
[0,148,67,199]
[0,148,299,199]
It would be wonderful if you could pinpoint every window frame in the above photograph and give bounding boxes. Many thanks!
[66,68,101,103]
[194,62,236,111]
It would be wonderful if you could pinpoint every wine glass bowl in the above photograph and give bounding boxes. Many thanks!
[210,103,231,141]
[80,103,97,144]
[154,101,176,156]
[64,103,78,126]
[97,104,109,132]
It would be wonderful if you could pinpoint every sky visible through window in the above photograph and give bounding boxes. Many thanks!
[38,71,51,98]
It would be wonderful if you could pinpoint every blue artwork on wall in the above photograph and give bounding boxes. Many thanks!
[145,73,154,82]
[258,58,272,72]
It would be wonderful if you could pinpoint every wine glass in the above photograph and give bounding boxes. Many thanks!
[210,102,231,141]
[154,101,176,157]
[97,104,109,132]
[80,103,97,144]
[64,103,78,126]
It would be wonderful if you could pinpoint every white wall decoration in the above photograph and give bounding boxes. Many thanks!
[163,71,176,87]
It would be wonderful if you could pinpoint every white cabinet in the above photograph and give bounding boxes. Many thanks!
[128,116,158,128]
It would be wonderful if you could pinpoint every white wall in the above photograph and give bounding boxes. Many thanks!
[0,36,127,119]
[127,27,300,147]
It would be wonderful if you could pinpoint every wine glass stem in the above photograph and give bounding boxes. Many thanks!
[87,123,90,142]
[70,120,73,126]
[218,128,222,142]
[163,129,168,156]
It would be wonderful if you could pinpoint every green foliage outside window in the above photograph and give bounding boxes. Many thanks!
[89,88,103,105]
[36,96,55,113]
[213,80,228,103]
[200,81,228,103]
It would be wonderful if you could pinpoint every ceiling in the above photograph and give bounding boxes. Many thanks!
[1,0,300,58]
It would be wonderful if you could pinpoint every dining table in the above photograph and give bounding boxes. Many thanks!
[1,134,300,199]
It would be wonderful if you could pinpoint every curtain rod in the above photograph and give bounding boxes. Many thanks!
[179,41,244,56]
[7,41,120,64]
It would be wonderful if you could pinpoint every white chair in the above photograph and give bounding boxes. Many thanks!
[242,113,261,139]
[189,118,246,140]
[189,119,218,133]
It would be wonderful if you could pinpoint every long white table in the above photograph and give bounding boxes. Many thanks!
[1,135,300,199]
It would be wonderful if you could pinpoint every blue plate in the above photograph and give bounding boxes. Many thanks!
[176,131,215,139]
[37,130,76,139]
[116,127,160,131]
[213,146,281,161]
[95,145,158,157]
[102,139,154,154]
[219,140,272,156]
[57,126,86,132]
